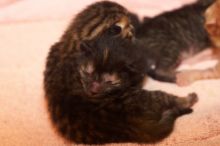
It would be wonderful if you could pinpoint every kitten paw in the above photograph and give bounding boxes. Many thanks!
[186,93,199,108]
[176,71,199,86]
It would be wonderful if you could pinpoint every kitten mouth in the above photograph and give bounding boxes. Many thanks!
[87,92,98,97]
[87,82,102,97]
[87,91,103,98]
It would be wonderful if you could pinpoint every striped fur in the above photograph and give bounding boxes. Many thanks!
[44,35,198,144]
[58,1,134,53]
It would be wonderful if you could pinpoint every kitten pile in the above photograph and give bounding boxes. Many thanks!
[44,0,216,144]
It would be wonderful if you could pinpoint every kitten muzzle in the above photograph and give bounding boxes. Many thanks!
[89,81,101,95]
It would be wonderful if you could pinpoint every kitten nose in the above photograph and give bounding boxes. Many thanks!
[90,82,101,94]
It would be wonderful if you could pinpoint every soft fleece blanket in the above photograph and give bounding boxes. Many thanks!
[0,0,220,146]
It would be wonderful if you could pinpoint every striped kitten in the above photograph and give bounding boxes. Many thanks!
[44,33,198,144]
[136,0,215,83]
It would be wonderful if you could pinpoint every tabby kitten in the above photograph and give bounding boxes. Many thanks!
[136,0,215,83]
[44,33,198,144]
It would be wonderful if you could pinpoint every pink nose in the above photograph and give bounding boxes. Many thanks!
[90,82,101,94]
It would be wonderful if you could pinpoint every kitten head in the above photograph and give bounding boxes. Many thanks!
[78,37,146,98]
[62,1,134,42]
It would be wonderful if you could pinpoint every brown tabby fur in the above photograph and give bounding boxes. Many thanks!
[44,1,198,144]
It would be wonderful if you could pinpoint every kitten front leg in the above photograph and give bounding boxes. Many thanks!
[146,91,198,115]
[176,61,220,86]
[176,70,203,86]
[141,91,198,139]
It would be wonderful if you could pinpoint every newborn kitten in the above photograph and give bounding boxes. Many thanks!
[136,0,215,83]
[176,0,220,86]
[44,34,198,144]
